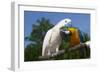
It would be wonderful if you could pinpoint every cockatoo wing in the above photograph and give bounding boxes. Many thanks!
[42,29,53,56]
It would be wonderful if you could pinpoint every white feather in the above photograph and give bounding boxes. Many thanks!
[42,29,52,56]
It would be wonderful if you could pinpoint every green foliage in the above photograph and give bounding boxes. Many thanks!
[24,17,54,61]
[83,32,90,42]
[24,44,40,61]
[25,17,54,45]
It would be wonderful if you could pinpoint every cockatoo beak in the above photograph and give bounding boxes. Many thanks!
[68,21,71,24]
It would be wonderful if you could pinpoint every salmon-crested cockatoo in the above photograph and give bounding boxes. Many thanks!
[42,18,71,56]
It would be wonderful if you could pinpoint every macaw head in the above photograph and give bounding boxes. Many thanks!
[60,27,71,41]
[60,27,78,41]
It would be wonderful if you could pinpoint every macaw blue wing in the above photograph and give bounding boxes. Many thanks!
[78,29,90,43]
[78,29,84,43]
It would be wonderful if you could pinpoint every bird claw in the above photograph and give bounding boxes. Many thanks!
[51,52,58,57]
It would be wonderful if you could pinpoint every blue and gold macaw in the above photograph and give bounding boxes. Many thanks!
[60,26,89,48]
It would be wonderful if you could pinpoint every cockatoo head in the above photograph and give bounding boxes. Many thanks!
[63,18,71,26]
[60,18,71,27]
[56,18,71,29]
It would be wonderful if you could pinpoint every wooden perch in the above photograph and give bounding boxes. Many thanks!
[39,43,90,60]
[68,43,90,52]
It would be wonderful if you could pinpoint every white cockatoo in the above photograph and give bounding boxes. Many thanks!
[42,18,71,56]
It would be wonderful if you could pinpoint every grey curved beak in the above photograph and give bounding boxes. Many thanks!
[65,22,72,27]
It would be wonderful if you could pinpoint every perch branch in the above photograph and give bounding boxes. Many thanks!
[39,42,90,60]
[68,43,90,52]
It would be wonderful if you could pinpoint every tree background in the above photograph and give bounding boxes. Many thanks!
[24,17,90,62]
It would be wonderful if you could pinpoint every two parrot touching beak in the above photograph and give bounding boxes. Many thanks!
[42,18,90,59]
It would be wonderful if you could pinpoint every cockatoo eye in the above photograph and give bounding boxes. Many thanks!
[65,20,67,23]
